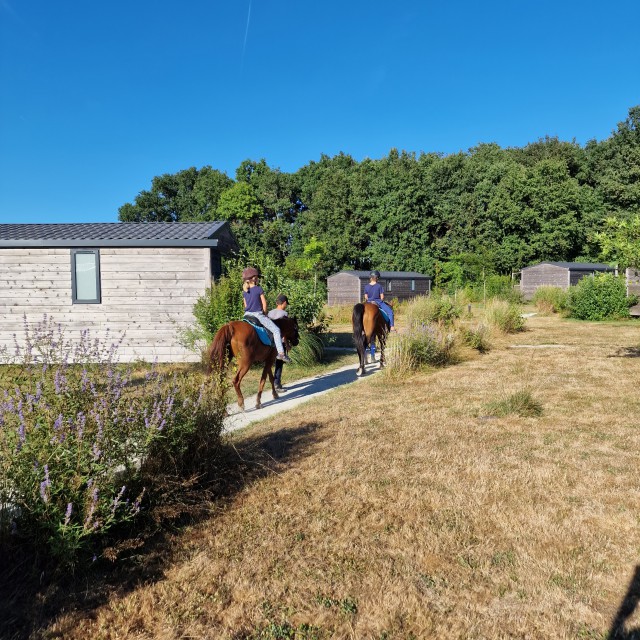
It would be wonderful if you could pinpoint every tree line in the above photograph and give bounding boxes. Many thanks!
[119,106,640,287]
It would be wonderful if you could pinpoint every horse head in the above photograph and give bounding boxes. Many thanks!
[278,316,300,349]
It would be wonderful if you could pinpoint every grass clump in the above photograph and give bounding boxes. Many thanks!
[405,294,462,328]
[459,323,492,353]
[532,286,570,315]
[322,304,354,325]
[484,389,543,417]
[385,324,457,376]
[484,298,526,333]
[289,331,325,366]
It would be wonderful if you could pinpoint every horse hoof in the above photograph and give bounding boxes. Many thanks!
[255,402,261,410]
[273,392,279,400]
[356,368,363,376]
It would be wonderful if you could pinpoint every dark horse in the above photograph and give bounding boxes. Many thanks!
[352,302,390,376]
[207,317,299,411]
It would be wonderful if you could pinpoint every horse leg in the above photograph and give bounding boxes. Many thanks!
[256,361,276,409]
[266,355,279,400]
[232,358,252,411]
[356,336,367,376]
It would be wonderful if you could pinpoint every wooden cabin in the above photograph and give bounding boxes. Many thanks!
[627,267,640,317]
[520,261,616,300]
[327,270,432,305]
[0,222,237,363]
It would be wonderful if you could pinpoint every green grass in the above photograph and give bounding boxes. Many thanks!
[484,389,543,418]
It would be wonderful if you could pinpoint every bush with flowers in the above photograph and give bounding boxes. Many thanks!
[0,316,226,565]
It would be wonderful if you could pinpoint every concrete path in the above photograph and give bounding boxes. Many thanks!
[223,358,380,433]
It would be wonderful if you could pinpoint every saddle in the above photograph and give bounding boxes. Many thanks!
[242,315,274,347]
[371,302,391,327]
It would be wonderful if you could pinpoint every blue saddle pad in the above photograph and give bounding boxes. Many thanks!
[242,317,274,346]
[378,306,391,326]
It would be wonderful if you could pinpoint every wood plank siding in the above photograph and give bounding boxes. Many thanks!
[327,273,362,305]
[520,264,568,299]
[327,271,431,305]
[627,268,640,317]
[0,247,211,363]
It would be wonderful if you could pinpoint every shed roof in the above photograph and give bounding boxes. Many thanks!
[522,261,615,272]
[0,222,236,250]
[330,270,431,280]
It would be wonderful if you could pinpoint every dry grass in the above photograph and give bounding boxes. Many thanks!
[24,316,640,638]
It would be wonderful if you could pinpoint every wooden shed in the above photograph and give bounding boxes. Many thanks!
[520,261,616,300]
[327,270,432,305]
[627,267,640,317]
[0,222,237,363]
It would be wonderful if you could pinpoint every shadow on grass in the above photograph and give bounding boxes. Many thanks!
[608,347,640,358]
[608,566,640,639]
[0,421,326,640]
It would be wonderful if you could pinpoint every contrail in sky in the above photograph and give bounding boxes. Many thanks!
[241,0,252,71]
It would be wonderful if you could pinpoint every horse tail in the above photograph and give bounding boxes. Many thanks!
[207,323,233,374]
[352,303,367,353]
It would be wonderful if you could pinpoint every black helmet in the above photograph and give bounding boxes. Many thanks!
[370,270,381,279]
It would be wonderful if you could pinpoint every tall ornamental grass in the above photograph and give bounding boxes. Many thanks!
[0,316,226,565]
[484,298,526,333]
[404,294,462,328]
[289,331,325,367]
[385,324,457,377]
[531,286,569,315]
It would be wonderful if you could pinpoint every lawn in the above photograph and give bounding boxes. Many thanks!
[8,313,640,639]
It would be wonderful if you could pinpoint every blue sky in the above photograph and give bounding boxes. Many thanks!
[1,0,639,224]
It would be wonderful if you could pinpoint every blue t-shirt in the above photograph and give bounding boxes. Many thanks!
[243,285,264,313]
[365,282,384,302]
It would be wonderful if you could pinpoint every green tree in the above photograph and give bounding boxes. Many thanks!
[118,166,232,222]
[595,214,640,269]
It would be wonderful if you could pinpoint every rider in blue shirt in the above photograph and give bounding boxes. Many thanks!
[364,270,396,331]
[242,267,291,363]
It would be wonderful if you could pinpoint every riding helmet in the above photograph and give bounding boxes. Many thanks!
[242,267,260,280]
[370,270,381,279]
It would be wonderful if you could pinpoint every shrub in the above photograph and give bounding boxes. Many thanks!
[385,324,457,376]
[405,294,462,328]
[193,275,244,342]
[484,298,525,333]
[484,389,543,417]
[485,275,522,303]
[531,286,569,315]
[0,317,226,565]
[567,273,633,321]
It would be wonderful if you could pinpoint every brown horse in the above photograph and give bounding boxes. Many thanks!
[208,316,299,410]
[352,302,390,376]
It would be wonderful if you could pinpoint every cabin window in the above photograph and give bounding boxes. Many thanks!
[71,249,101,304]
[387,280,392,291]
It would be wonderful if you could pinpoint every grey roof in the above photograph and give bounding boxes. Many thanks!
[331,270,431,279]
[0,222,234,249]
[523,261,615,272]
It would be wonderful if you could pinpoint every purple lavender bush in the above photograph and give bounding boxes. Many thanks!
[0,316,226,564]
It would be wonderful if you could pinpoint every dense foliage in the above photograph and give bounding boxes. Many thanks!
[567,273,635,321]
[119,107,640,286]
